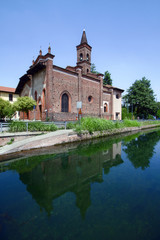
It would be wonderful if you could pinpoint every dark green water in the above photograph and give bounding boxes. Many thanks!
[1,130,160,240]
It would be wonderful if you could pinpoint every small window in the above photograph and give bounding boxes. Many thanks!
[9,93,13,101]
[116,112,119,120]
[87,54,89,61]
[104,103,108,112]
[116,94,120,99]
[88,96,93,103]
[87,69,89,73]
[80,53,83,61]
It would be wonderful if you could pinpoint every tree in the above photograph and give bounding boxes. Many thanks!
[156,102,160,118]
[14,96,37,120]
[157,109,160,119]
[0,98,16,120]
[122,107,132,120]
[103,71,112,85]
[90,63,100,74]
[91,63,97,73]
[123,77,157,119]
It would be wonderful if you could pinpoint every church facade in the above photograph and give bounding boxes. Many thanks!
[16,30,123,121]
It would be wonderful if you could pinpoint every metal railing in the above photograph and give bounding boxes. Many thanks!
[0,121,75,132]
[0,122,10,132]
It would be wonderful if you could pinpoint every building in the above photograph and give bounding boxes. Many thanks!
[0,86,19,119]
[16,30,124,121]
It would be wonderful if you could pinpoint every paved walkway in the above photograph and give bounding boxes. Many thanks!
[0,130,75,155]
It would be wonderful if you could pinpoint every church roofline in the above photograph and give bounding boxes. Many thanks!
[15,74,31,94]
[27,62,46,75]
[103,85,124,92]
[53,65,78,76]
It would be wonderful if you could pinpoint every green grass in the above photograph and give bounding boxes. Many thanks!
[142,120,160,126]
[7,138,14,145]
[75,117,142,134]
[9,121,58,132]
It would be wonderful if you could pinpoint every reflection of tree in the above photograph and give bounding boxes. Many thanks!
[103,154,123,174]
[123,132,160,170]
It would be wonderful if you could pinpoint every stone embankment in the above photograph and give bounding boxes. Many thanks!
[0,124,160,162]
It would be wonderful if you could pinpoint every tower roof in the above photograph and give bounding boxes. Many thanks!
[80,29,88,44]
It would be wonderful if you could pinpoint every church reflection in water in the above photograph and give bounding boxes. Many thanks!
[16,141,123,217]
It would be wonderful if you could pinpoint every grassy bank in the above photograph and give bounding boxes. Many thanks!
[70,117,160,135]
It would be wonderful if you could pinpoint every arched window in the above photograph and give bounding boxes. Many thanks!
[116,94,120,99]
[80,53,83,61]
[61,93,69,112]
[35,91,37,101]
[104,103,108,112]
[87,69,89,73]
[87,53,89,61]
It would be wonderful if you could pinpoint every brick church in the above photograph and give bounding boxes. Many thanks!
[16,30,123,121]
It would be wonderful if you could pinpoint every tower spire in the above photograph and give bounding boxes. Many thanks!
[80,29,88,44]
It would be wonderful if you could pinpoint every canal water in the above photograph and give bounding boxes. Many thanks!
[1,129,160,240]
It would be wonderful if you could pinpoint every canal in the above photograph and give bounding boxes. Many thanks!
[1,129,160,240]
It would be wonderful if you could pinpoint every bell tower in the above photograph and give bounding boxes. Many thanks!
[76,30,92,75]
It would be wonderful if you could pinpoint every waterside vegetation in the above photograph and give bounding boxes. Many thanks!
[9,121,58,132]
[6,117,160,134]
[69,117,160,135]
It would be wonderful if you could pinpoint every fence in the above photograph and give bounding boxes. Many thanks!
[0,122,10,132]
[0,121,72,132]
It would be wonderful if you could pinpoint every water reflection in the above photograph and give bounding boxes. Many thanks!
[2,130,160,240]
[122,131,160,170]
[0,140,123,218]
[1,130,160,220]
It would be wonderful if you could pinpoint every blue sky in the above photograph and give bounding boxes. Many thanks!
[1,0,160,100]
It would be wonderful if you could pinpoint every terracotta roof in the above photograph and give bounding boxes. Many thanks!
[0,86,15,93]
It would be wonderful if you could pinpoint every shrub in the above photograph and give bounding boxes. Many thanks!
[28,122,58,131]
[9,121,26,132]
[123,119,141,127]
[66,122,76,129]
[9,121,58,132]
[75,117,142,134]
[75,124,83,136]
[122,107,132,120]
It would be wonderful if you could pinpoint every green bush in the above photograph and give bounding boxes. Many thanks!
[122,107,132,120]
[9,121,58,132]
[9,121,26,132]
[66,122,76,129]
[28,122,57,131]
[123,119,141,127]
[75,124,83,136]
[147,114,154,120]
[75,117,141,134]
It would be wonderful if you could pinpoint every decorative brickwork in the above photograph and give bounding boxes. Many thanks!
[16,31,124,121]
